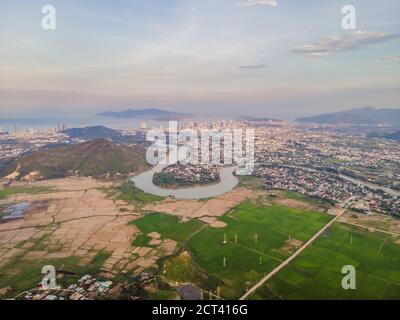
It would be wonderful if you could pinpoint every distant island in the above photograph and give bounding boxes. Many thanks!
[97,108,193,121]
[296,107,400,126]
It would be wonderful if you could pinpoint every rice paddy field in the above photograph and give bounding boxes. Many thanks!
[131,201,333,299]
[130,200,400,300]
[129,213,204,244]
[186,202,332,299]
[250,222,400,300]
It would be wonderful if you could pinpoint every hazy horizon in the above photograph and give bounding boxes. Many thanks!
[1,0,399,118]
[1,105,400,122]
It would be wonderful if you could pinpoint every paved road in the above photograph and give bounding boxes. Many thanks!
[239,207,347,300]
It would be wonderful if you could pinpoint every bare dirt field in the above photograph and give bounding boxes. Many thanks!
[1,178,253,285]
[143,188,253,227]
[0,178,159,276]
[273,198,327,213]
[339,210,400,235]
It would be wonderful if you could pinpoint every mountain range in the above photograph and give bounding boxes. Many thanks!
[296,107,400,126]
[368,130,400,141]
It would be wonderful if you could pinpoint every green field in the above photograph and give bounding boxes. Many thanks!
[132,233,154,247]
[131,201,333,299]
[127,200,400,300]
[250,222,400,300]
[186,201,333,298]
[129,213,204,244]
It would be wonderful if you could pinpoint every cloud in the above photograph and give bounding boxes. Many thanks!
[239,64,266,69]
[238,0,278,7]
[292,31,400,57]
[382,55,400,62]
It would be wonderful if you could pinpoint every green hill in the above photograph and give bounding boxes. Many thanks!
[1,139,149,180]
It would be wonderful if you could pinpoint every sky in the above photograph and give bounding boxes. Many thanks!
[0,0,399,119]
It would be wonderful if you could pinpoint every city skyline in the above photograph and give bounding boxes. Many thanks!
[0,0,399,118]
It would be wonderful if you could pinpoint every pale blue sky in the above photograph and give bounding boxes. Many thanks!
[0,0,399,118]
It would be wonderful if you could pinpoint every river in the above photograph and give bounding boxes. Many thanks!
[131,165,239,199]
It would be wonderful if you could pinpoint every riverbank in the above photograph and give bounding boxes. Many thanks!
[131,166,238,200]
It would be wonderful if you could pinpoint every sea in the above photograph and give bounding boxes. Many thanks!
[0,116,171,132]
[0,115,224,132]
